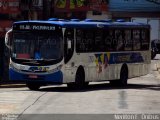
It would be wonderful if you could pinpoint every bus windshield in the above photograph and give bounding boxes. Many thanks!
[11,30,63,65]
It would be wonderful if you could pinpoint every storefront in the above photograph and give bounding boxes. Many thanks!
[20,0,43,20]
[0,0,20,80]
[53,0,109,20]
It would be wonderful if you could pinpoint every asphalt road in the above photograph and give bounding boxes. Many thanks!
[0,56,160,120]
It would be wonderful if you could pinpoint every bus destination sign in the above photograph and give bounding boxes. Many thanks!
[14,24,55,31]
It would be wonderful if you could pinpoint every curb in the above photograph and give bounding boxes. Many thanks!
[0,84,26,88]
[0,81,26,88]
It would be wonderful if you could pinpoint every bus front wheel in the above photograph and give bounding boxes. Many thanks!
[26,82,41,91]
[67,66,88,89]
[110,65,128,87]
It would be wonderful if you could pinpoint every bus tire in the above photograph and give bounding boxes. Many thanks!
[67,82,89,89]
[26,82,40,91]
[75,67,86,89]
[67,83,75,89]
[119,65,128,86]
[67,66,87,89]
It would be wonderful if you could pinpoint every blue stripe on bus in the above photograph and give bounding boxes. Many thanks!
[9,68,63,83]
[109,52,144,64]
[95,52,144,65]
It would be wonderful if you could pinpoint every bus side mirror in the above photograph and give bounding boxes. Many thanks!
[5,29,12,49]
[67,40,72,49]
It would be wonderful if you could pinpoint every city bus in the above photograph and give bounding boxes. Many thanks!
[5,19,151,90]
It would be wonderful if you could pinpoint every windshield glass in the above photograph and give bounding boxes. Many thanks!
[11,29,63,65]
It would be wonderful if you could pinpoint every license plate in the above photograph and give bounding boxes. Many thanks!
[29,75,38,79]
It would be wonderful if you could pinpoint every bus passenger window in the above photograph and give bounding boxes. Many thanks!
[141,29,149,50]
[104,35,112,51]
[76,29,94,52]
[76,29,84,52]
[109,30,116,51]
[133,30,141,50]
[104,29,116,51]
[115,30,124,51]
[94,29,103,51]
[124,30,132,51]
[84,30,94,52]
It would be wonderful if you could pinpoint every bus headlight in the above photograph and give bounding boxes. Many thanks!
[48,65,63,73]
[9,63,21,72]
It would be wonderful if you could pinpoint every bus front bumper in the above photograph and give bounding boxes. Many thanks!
[9,68,63,84]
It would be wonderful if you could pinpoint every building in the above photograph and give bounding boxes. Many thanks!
[53,0,109,20]
[0,0,20,38]
[109,0,160,19]
[0,0,21,80]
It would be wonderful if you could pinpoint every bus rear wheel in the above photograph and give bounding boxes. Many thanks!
[26,82,41,91]
[110,65,128,87]
[119,65,128,86]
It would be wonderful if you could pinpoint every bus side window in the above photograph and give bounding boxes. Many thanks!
[115,29,125,51]
[108,30,116,51]
[133,29,141,50]
[64,28,74,63]
[104,29,112,51]
[94,29,103,52]
[76,29,84,52]
[124,29,132,51]
[141,29,149,50]
[108,29,116,51]
[76,29,94,53]
[85,30,94,52]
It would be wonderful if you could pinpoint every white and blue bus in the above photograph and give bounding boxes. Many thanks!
[5,19,151,90]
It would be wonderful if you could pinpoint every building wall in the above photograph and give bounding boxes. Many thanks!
[109,0,160,18]
[53,0,109,19]
[86,11,110,20]
[109,0,160,12]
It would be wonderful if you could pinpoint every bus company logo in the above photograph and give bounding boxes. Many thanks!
[29,67,37,72]
[29,66,49,72]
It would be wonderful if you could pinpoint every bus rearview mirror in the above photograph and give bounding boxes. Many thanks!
[5,29,12,49]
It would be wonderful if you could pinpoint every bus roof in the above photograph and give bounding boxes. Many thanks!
[13,19,150,29]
